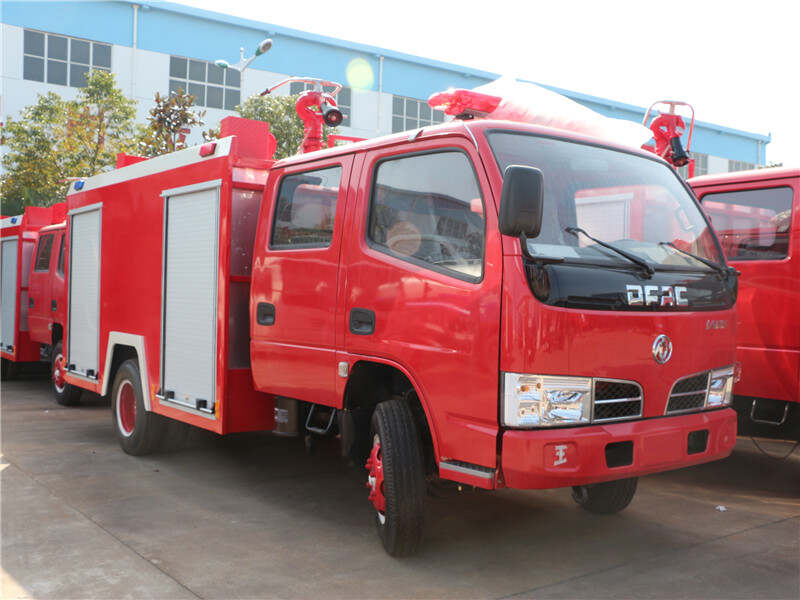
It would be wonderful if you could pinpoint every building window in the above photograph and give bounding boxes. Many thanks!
[169,56,241,110]
[677,152,708,179]
[23,29,111,87]
[391,95,445,133]
[289,82,351,127]
[728,159,756,173]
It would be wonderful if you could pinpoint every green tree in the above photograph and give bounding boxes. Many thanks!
[236,93,337,160]
[135,89,206,157]
[0,93,68,214]
[1,71,137,213]
[62,70,138,175]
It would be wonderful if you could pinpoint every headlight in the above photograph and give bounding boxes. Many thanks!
[502,373,591,427]
[707,366,735,407]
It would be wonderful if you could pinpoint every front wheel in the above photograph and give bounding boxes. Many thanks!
[111,359,165,455]
[52,340,82,406]
[572,477,638,514]
[365,399,426,556]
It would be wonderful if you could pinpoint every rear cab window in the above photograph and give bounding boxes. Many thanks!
[367,150,486,281]
[701,187,793,260]
[270,166,343,249]
[34,234,54,271]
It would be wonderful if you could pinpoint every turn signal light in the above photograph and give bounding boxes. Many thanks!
[199,142,217,157]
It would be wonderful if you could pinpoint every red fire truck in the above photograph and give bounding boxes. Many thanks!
[690,167,799,440]
[1,204,67,380]
[61,109,741,555]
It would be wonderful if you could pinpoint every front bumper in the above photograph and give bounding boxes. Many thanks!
[501,408,737,489]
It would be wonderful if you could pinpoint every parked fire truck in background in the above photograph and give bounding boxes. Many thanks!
[690,167,800,441]
[1,204,69,387]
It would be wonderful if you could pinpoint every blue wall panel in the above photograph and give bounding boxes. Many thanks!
[2,0,133,46]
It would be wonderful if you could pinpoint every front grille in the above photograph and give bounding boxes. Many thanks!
[667,371,710,413]
[593,380,643,422]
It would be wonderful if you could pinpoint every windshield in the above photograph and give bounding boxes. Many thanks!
[488,132,723,269]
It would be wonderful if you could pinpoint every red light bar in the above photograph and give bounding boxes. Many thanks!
[199,142,217,157]
[428,88,502,117]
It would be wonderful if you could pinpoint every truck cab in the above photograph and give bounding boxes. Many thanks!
[1,204,65,378]
[690,167,799,440]
[27,221,78,404]
[250,118,739,553]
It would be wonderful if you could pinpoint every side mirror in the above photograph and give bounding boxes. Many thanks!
[499,165,544,237]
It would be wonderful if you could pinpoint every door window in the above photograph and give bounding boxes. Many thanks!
[702,187,793,260]
[34,234,54,271]
[368,150,485,281]
[57,234,65,275]
[270,166,343,249]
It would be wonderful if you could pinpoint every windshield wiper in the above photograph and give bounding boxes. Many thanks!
[565,227,654,277]
[659,241,726,276]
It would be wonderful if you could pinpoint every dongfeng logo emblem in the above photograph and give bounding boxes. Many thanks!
[652,334,673,364]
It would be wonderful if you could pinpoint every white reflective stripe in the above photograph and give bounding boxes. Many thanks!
[101,333,152,411]
[1,238,19,350]
[66,137,233,196]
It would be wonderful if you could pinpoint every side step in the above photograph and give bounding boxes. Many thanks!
[750,399,790,426]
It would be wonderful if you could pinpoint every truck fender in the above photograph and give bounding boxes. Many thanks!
[339,352,441,463]
[100,332,152,411]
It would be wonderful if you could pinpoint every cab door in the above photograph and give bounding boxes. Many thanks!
[28,232,56,344]
[339,139,503,469]
[250,155,354,407]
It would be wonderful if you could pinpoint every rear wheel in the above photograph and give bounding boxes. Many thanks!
[111,359,165,455]
[572,477,638,514]
[1,358,13,380]
[365,399,425,556]
[51,340,82,406]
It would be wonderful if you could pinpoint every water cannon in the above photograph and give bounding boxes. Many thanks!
[262,76,346,153]
[215,38,273,73]
[642,100,695,175]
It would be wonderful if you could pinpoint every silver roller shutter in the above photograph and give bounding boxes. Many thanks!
[1,238,19,352]
[162,184,219,412]
[68,208,101,377]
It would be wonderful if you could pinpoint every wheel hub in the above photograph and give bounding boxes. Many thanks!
[53,353,66,393]
[365,434,386,518]
[117,381,136,436]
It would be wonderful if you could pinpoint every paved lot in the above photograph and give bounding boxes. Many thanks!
[2,376,799,600]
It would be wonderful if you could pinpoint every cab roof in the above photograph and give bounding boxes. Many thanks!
[272,119,668,170]
[689,166,800,187]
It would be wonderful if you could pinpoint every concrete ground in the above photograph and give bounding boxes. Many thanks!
[2,377,799,600]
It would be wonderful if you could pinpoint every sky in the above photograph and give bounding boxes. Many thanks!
[176,0,799,166]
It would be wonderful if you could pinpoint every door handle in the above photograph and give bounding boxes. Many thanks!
[51,300,57,312]
[29,297,34,308]
[257,302,276,326]
[349,308,375,335]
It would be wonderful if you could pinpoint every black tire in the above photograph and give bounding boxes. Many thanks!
[51,340,82,406]
[571,477,638,514]
[1,358,13,380]
[367,399,426,556]
[111,359,165,456]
